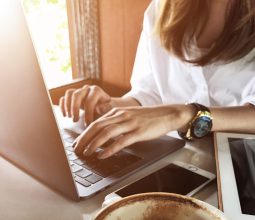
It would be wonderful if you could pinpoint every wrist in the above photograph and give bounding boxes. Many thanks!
[111,97,141,107]
[176,104,198,131]
[164,104,197,132]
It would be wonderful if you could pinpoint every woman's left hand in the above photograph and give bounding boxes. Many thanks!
[73,105,193,159]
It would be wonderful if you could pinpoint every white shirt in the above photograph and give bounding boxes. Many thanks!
[126,0,255,107]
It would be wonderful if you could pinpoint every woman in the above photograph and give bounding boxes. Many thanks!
[60,0,255,159]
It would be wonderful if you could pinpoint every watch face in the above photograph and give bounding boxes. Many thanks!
[192,116,212,138]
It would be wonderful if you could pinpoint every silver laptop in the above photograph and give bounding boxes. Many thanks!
[0,0,185,200]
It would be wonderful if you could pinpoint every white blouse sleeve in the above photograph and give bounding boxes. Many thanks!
[240,76,255,106]
[124,1,162,106]
[241,97,255,106]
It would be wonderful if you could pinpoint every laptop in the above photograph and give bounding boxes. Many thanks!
[0,0,185,201]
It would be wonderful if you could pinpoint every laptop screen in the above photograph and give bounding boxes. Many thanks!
[228,137,255,215]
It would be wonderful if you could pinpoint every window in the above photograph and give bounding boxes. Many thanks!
[22,0,72,88]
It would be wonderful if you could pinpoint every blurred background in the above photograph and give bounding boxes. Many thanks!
[22,0,150,103]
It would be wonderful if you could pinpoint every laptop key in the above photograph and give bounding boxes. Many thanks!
[73,159,85,166]
[65,151,72,156]
[68,153,78,161]
[81,163,94,170]
[61,129,80,139]
[65,137,75,143]
[66,146,74,152]
[85,173,103,184]
[75,176,91,187]
[75,168,92,178]
[70,164,82,173]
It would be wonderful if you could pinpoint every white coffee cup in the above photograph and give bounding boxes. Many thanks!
[94,192,228,220]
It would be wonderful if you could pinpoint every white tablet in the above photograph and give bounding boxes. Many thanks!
[215,132,255,220]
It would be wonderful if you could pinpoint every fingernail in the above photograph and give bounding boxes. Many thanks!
[83,149,91,157]
[72,141,77,148]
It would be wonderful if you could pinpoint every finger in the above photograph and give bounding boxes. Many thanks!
[84,120,137,156]
[59,97,66,117]
[98,132,138,159]
[64,89,75,117]
[95,102,113,116]
[84,87,103,125]
[71,87,89,122]
[74,113,131,155]
[84,94,98,125]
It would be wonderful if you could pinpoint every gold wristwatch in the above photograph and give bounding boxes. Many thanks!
[178,103,213,140]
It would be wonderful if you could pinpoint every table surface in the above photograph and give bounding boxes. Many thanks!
[0,133,218,220]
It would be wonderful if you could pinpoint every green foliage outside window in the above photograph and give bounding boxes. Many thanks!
[22,0,72,87]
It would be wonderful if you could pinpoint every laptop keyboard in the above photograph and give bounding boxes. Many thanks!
[63,134,142,188]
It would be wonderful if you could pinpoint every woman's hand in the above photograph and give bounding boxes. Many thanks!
[73,105,194,159]
[59,85,112,125]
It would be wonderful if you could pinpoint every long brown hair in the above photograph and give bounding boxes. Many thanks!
[156,0,255,66]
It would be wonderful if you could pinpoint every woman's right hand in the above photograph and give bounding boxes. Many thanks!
[59,85,112,125]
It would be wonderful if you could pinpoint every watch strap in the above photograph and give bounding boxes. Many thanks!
[189,103,210,113]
